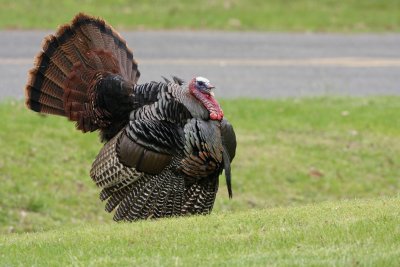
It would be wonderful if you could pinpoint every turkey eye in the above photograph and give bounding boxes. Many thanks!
[197,81,204,86]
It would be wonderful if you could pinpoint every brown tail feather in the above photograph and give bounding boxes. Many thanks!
[25,13,140,133]
[25,86,64,111]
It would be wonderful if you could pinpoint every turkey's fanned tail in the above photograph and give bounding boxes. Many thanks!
[25,13,140,137]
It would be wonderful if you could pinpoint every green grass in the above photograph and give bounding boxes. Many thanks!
[0,0,399,31]
[1,197,400,266]
[0,96,399,235]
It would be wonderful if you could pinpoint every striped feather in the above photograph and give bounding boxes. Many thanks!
[25,13,140,136]
[113,177,147,221]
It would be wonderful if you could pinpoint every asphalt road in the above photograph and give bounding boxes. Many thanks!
[1,31,399,100]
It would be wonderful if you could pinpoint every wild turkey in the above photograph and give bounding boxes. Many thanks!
[25,13,236,221]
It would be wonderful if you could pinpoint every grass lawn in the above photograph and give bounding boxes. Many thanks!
[1,197,400,266]
[0,0,399,32]
[0,97,399,265]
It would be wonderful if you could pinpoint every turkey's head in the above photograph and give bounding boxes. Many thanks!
[189,77,224,121]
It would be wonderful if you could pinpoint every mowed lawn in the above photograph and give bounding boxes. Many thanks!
[0,97,399,265]
[1,197,399,266]
[0,0,399,31]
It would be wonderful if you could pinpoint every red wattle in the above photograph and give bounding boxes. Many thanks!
[210,113,218,120]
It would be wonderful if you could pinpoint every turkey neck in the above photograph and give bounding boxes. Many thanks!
[130,81,221,121]
[178,90,211,120]
[167,82,211,120]
[190,89,224,121]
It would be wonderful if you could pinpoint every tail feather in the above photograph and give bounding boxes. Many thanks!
[25,97,66,116]
[32,54,67,90]
[71,14,138,82]
[41,35,74,74]
[26,86,65,112]
[25,13,140,136]
[27,68,65,100]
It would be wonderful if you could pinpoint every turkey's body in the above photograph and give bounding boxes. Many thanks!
[25,13,236,221]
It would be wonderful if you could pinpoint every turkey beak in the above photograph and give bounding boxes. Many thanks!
[207,83,215,96]
[206,83,215,90]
